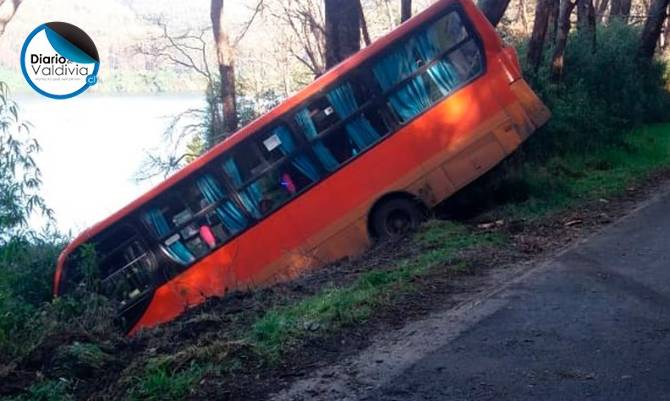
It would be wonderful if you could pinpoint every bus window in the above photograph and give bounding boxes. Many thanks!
[432,11,468,51]
[96,225,156,308]
[193,174,249,238]
[294,78,393,171]
[143,199,197,265]
[445,39,483,83]
[223,125,320,217]
[175,175,249,255]
[372,10,483,123]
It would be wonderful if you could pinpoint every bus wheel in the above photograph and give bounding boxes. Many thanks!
[371,198,424,240]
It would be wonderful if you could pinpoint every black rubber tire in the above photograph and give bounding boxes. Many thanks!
[371,198,424,240]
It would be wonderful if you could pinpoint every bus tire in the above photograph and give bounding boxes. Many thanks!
[370,197,424,240]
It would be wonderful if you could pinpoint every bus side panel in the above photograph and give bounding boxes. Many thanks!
[133,202,321,333]
[130,239,241,333]
[231,207,313,286]
[289,77,513,265]
[284,121,427,257]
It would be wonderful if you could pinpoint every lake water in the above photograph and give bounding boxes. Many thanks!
[16,93,204,234]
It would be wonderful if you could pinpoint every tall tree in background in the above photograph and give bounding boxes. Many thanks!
[551,0,577,80]
[595,0,609,23]
[324,0,361,69]
[577,0,596,49]
[527,0,552,72]
[638,0,670,59]
[610,0,632,21]
[356,0,371,46]
[401,0,412,22]
[269,0,327,77]
[478,0,512,26]
[0,0,22,37]
[548,0,560,43]
[211,0,238,138]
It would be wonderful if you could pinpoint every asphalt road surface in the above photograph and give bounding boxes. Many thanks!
[274,188,670,401]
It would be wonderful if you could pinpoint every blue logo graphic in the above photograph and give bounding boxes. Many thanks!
[20,22,100,99]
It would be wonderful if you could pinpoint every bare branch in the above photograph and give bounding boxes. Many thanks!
[234,0,265,45]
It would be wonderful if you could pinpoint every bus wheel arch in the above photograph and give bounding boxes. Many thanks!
[367,192,428,241]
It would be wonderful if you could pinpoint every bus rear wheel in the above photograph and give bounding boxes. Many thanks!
[371,198,424,240]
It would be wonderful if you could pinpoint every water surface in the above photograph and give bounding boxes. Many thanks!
[16,93,204,234]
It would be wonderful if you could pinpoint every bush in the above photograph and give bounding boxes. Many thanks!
[520,22,670,159]
[0,233,65,358]
[440,23,670,218]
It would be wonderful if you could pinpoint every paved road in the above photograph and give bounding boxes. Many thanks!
[273,188,670,401]
[362,192,670,401]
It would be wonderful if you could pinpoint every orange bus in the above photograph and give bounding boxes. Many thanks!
[54,0,550,334]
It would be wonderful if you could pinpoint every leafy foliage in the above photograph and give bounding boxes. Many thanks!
[520,22,670,159]
[0,82,52,239]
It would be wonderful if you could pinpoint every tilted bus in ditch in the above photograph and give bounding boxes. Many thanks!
[53,0,550,334]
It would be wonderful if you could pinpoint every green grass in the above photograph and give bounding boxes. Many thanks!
[126,361,207,401]
[249,220,503,359]
[500,124,670,218]
[2,380,73,401]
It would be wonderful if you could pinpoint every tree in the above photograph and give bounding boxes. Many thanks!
[401,0,412,22]
[577,0,596,49]
[551,0,577,80]
[527,0,552,72]
[595,0,609,23]
[211,0,238,137]
[477,0,512,27]
[357,0,371,45]
[610,0,632,21]
[324,0,361,69]
[548,0,560,43]
[268,0,327,77]
[638,0,670,60]
[0,0,22,37]
[0,83,51,239]
[0,3,51,238]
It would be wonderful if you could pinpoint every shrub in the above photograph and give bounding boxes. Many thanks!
[520,22,670,159]
[0,232,66,359]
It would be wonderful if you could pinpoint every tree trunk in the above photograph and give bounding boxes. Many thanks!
[210,0,238,139]
[357,0,371,46]
[478,0,512,27]
[527,0,552,72]
[610,0,632,21]
[595,0,609,23]
[663,9,670,52]
[548,0,560,43]
[0,0,22,38]
[638,0,670,60]
[577,0,596,49]
[401,0,412,22]
[551,0,577,81]
[325,0,361,69]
